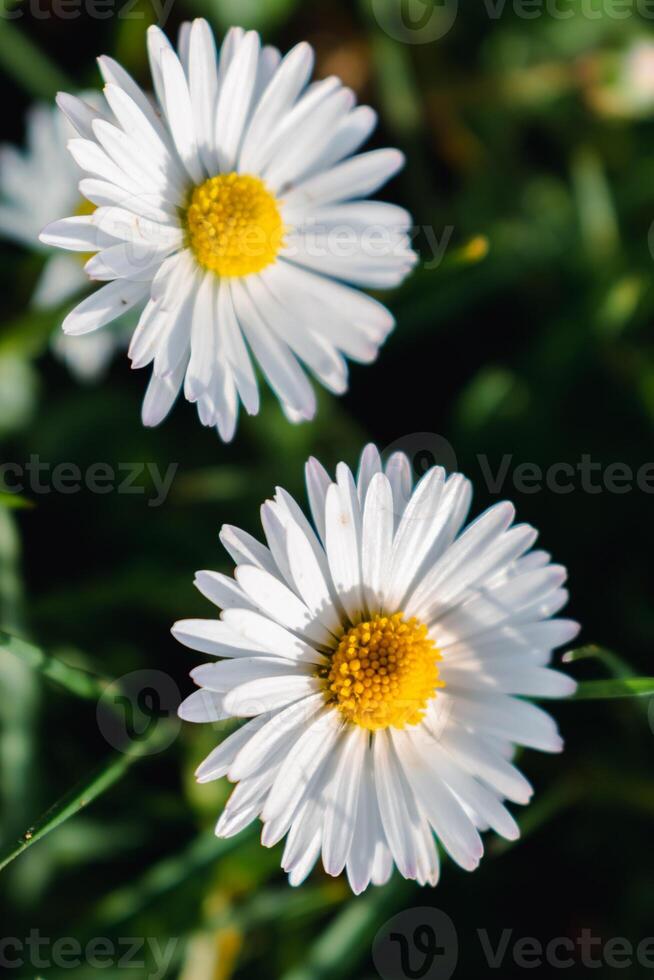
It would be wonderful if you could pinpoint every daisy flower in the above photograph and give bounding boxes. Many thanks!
[174,444,578,893]
[0,99,125,381]
[39,20,417,441]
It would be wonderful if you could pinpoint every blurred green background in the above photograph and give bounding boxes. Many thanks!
[1,0,654,976]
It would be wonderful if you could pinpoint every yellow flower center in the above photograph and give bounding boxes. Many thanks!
[325,612,444,731]
[184,173,284,277]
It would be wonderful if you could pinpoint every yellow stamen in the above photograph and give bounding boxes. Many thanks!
[324,612,444,731]
[184,173,284,277]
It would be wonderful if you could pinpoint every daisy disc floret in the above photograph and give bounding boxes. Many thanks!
[40,20,418,441]
[174,444,579,893]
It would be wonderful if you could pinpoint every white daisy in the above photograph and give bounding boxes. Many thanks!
[0,99,125,381]
[174,444,578,893]
[40,20,417,441]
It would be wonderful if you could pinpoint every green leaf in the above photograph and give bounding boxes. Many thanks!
[563,644,634,679]
[0,720,174,874]
[0,19,72,98]
[572,677,654,700]
[0,630,108,701]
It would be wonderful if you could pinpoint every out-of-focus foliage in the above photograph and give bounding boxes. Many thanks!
[0,1,653,977]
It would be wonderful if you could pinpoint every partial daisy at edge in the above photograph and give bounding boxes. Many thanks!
[0,98,129,381]
[173,444,579,894]
[40,19,418,441]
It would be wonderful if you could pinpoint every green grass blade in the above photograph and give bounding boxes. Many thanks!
[0,629,108,701]
[563,644,634,679]
[572,678,654,700]
[0,721,173,874]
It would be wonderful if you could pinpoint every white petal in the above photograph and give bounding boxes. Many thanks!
[443,689,564,753]
[305,456,332,544]
[230,278,316,420]
[392,728,484,871]
[436,566,568,645]
[219,524,279,576]
[40,216,106,252]
[79,178,174,225]
[146,25,174,113]
[223,673,322,716]
[346,745,389,895]
[193,570,255,612]
[264,86,355,192]
[283,148,405,212]
[102,82,186,192]
[62,278,148,336]
[247,272,348,395]
[357,443,382,504]
[412,727,519,841]
[300,105,377,179]
[229,691,325,781]
[195,714,270,782]
[324,476,364,625]
[285,519,343,637]
[178,688,228,723]
[191,656,310,692]
[406,501,517,620]
[235,564,334,649]
[239,41,314,172]
[98,53,168,139]
[322,725,368,876]
[189,18,220,174]
[160,46,204,183]
[361,472,394,617]
[372,728,423,880]
[261,707,342,826]
[282,238,415,289]
[141,356,186,426]
[56,92,104,139]
[67,138,144,197]
[384,466,447,611]
[385,452,413,527]
[221,608,326,665]
[215,30,260,172]
[171,617,265,658]
[438,726,533,805]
